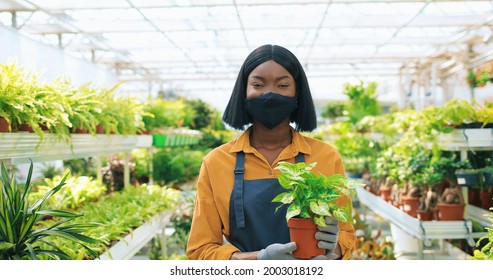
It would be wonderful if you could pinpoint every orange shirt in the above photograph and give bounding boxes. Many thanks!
[186,127,356,260]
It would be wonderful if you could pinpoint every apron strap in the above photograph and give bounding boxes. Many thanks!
[233,151,246,228]
[232,151,305,229]
[295,152,305,163]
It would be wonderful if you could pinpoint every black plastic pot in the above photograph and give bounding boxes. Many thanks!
[455,170,480,188]
[484,171,493,186]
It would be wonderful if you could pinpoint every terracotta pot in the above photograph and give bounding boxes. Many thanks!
[401,196,419,218]
[18,123,35,132]
[0,117,10,132]
[379,187,392,202]
[73,127,88,134]
[96,124,105,134]
[436,203,465,221]
[417,210,434,221]
[287,218,325,259]
[18,123,48,132]
[468,188,481,207]
[480,191,493,210]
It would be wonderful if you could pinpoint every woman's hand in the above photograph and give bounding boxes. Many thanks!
[315,217,341,260]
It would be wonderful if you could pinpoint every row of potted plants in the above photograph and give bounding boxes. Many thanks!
[320,95,493,221]
[0,62,150,142]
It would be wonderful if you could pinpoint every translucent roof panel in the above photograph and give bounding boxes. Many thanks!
[1,0,493,111]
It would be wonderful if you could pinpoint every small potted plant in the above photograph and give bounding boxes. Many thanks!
[272,161,362,259]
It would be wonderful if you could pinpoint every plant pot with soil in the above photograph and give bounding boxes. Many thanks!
[272,161,362,259]
[401,184,421,218]
[436,185,465,221]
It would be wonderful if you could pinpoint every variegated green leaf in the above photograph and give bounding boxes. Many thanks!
[309,201,331,216]
[314,215,326,227]
[286,203,301,221]
[272,192,294,204]
[332,208,351,223]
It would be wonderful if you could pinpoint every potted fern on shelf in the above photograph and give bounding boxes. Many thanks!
[272,161,362,259]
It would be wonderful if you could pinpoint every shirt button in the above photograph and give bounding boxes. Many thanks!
[268,170,273,175]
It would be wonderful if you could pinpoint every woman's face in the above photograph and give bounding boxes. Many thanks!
[246,60,296,99]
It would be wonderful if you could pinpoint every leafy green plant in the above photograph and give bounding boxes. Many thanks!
[35,183,180,259]
[321,101,346,121]
[31,174,107,210]
[143,99,194,131]
[472,207,493,260]
[38,163,63,180]
[272,161,361,226]
[64,81,103,134]
[342,81,381,124]
[0,161,98,260]
[0,62,43,134]
[351,209,395,260]
[440,98,478,127]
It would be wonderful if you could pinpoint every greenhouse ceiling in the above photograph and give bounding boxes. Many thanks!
[1,0,493,110]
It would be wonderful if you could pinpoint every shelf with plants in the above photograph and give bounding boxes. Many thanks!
[1,158,180,260]
[0,132,138,164]
[356,185,477,259]
[97,211,172,260]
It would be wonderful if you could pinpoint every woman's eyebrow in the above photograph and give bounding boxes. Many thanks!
[249,75,292,81]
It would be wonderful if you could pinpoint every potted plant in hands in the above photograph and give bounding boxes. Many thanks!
[0,161,99,260]
[272,161,362,259]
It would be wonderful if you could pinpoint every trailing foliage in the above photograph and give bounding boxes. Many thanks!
[272,162,362,226]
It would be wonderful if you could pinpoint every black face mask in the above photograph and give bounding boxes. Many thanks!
[245,92,297,129]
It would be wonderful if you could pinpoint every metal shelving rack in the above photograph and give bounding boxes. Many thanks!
[438,128,493,227]
[97,211,172,260]
[0,132,139,188]
[356,186,479,259]
[356,128,492,259]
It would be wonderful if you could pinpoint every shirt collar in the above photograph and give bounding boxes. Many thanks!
[229,126,312,156]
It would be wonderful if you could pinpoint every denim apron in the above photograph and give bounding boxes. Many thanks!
[228,151,305,252]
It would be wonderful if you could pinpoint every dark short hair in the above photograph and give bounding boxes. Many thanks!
[222,44,317,132]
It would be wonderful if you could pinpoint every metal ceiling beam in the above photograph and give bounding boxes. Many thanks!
[232,0,250,50]
[3,0,487,11]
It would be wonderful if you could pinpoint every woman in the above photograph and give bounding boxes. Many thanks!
[186,44,355,260]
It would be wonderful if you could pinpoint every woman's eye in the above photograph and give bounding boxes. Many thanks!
[252,83,262,88]
[279,84,289,88]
